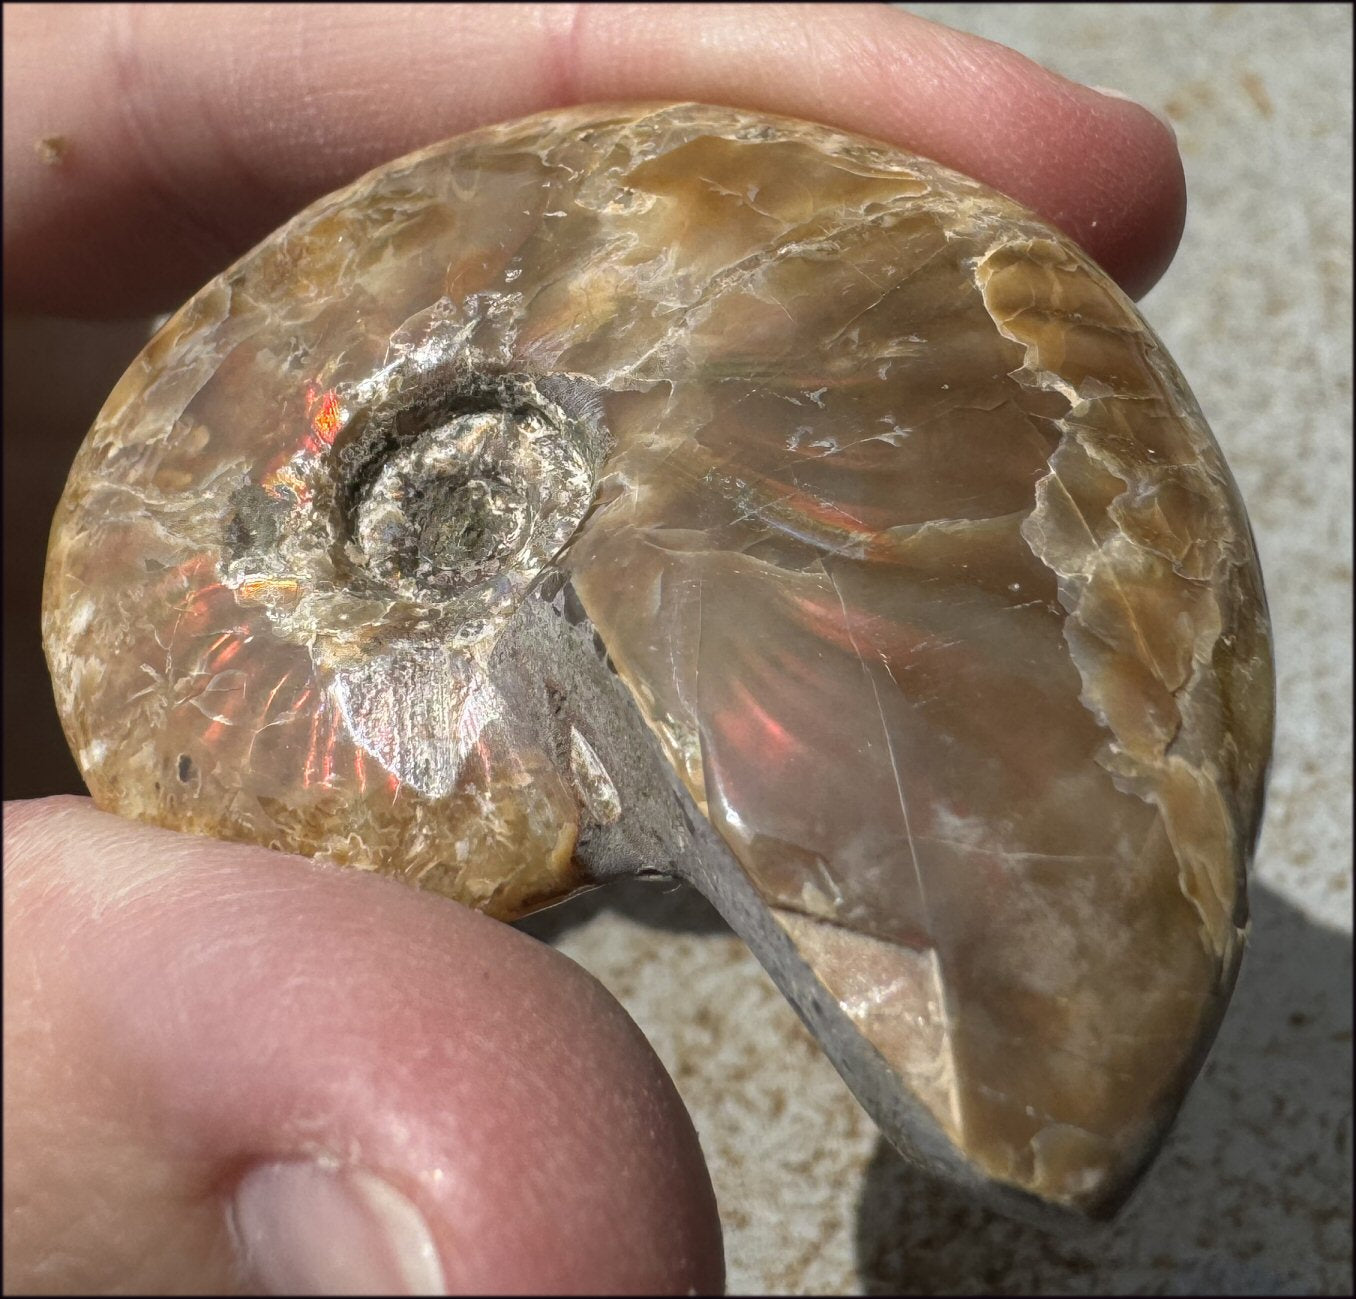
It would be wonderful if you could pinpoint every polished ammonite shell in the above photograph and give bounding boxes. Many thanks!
[43,103,1274,1220]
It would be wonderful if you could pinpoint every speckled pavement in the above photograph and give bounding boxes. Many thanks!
[518,5,1353,1293]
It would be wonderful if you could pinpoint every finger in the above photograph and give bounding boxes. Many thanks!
[3,797,724,1295]
[3,2,1183,317]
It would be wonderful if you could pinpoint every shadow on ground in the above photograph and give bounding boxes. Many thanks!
[853,881,1352,1295]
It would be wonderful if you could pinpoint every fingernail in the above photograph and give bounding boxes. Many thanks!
[1087,84,1179,143]
[230,1160,447,1295]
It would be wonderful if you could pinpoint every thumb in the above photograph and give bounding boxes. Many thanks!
[2,796,724,1295]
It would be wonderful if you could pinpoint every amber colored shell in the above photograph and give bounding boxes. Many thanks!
[43,103,1274,1213]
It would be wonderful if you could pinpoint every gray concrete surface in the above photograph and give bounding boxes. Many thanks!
[523,5,1353,1293]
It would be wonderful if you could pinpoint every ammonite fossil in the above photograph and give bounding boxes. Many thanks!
[43,103,1274,1222]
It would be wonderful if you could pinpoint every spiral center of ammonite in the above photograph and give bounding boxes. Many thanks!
[333,374,604,618]
[222,368,607,650]
[353,409,536,596]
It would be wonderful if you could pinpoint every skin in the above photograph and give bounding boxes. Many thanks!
[2,4,1186,1293]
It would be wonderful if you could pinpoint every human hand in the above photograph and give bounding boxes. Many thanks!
[3,5,1185,1292]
